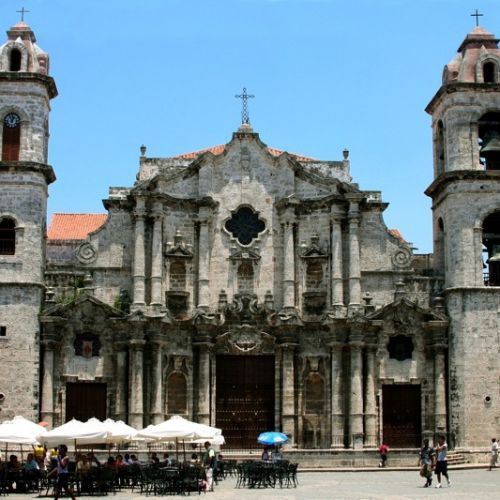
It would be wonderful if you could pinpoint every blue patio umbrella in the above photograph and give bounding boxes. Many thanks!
[257,431,289,446]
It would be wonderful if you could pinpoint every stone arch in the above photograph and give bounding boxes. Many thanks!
[478,111,500,170]
[0,42,29,72]
[475,53,500,83]
[167,371,187,415]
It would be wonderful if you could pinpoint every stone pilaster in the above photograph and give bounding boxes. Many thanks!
[330,341,344,447]
[281,343,297,445]
[40,333,58,428]
[149,336,164,424]
[330,212,344,312]
[132,198,147,308]
[434,345,447,434]
[196,342,211,425]
[114,341,128,422]
[364,344,378,447]
[282,212,296,309]
[349,339,364,448]
[128,334,145,429]
[197,210,212,308]
[150,204,164,307]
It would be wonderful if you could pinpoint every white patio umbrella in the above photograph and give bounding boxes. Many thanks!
[101,419,138,443]
[39,418,109,447]
[0,416,47,445]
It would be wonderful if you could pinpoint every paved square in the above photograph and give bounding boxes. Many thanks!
[8,469,499,499]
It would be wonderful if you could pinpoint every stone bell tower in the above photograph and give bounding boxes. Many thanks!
[425,24,500,448]
[0,19,57,420]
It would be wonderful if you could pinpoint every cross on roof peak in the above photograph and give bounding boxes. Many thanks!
[16,6,30,22]
[235,87,255,125]
[470,9,483,27]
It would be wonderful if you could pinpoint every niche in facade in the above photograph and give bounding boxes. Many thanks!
[305,372,325,414]
[224,206,265,246]
[167,372,187,414]
[74,333,101,358]
[387,335,414,361]
[237,261,254,293]
[9,48,21,71]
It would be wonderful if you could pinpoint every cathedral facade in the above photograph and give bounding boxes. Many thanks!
[0,20,498,451]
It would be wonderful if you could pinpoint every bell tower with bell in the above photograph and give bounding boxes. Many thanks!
[0,16,57,420]
[425,21,500,448]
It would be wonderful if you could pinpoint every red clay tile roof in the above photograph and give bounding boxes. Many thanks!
[388,229,408,244]
[173,144,316,162]
[47,213,107,241]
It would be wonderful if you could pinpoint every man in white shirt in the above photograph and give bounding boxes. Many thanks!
[434,436,451,488]
[489,438,498,471]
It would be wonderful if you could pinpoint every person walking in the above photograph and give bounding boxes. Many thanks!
[378,442,389,467]
[202,441,216,492]
[434,435,451,488]
[489,438,498,470]
[418,439,435,487]
[50,444,76,500]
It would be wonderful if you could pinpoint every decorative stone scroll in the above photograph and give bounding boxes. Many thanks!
[76,242,97,264]
[215,325,275,354]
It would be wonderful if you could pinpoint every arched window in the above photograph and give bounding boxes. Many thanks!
[2,113,21,161]
[482,211,500,286]
[478,112,500,170]
[9,49,21,72]
[167,372,187,414]
[483,62,496,83]
[169,261,186,290]
[0,218,16,255]
[237,261,254,293]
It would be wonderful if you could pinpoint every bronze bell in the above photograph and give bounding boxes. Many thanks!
[487,244,500,263]
[480,130,500,154]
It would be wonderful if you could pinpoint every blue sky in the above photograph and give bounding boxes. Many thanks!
[2,0,499,253]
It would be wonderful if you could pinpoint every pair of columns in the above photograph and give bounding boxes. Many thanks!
[330,198,362,311]
[132,199,164,308]
[330,340,377,448]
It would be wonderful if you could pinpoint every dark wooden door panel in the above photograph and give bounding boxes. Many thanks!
[66,382,107,422]
[382,384,421,448]
[216,355,275,449]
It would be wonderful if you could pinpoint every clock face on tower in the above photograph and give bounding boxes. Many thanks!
[3,113,20,128]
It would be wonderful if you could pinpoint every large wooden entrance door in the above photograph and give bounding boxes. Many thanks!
[216,355,275,449]
[66,382,107,422]
[382,384,421,447]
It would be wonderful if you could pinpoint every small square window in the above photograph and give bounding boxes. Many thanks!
[0,326,6,337]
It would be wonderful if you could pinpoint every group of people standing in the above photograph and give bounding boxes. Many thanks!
[418,436,450,488]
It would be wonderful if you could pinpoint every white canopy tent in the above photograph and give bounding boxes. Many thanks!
[0,416,47,445]
[101,418,138,443]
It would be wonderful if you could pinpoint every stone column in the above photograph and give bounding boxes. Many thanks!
[128,334,145,429]
[330,341,344,447]
[133,198,147,307]
[364,344,377,447]
[114,342,128,422]
[40,335,57,428]
[434,345,447,434]
[349,339,364,448]
[196,342,211,425]
[282,214,296,309]
[149,340,164,424]
[330,212,344,310]
[150,205,164,307]
[281,344,296,445]
[197,211,211,308]
[346,197,362,311]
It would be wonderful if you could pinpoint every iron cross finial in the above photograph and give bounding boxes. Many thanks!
[235,87,255,125]
[16,7,30,22]
[470,9,483,27]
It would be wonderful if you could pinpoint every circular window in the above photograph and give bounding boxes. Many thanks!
[224,206,265,246]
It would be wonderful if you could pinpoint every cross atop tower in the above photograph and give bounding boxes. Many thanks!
[470,9,483,27]
[16,7,30,22]
[235,87,255,125]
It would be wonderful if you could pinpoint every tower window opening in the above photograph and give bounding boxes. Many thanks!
[2,113,21,161]
[0,218,16,255]
[478,112,500,170]
[9,49,21,72]
[482,211,500,286]
[483,62,496,83]
[436,121,445,174]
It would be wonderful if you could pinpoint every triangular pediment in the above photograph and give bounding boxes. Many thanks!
[41,294,124,320]
[367,297,447,323]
